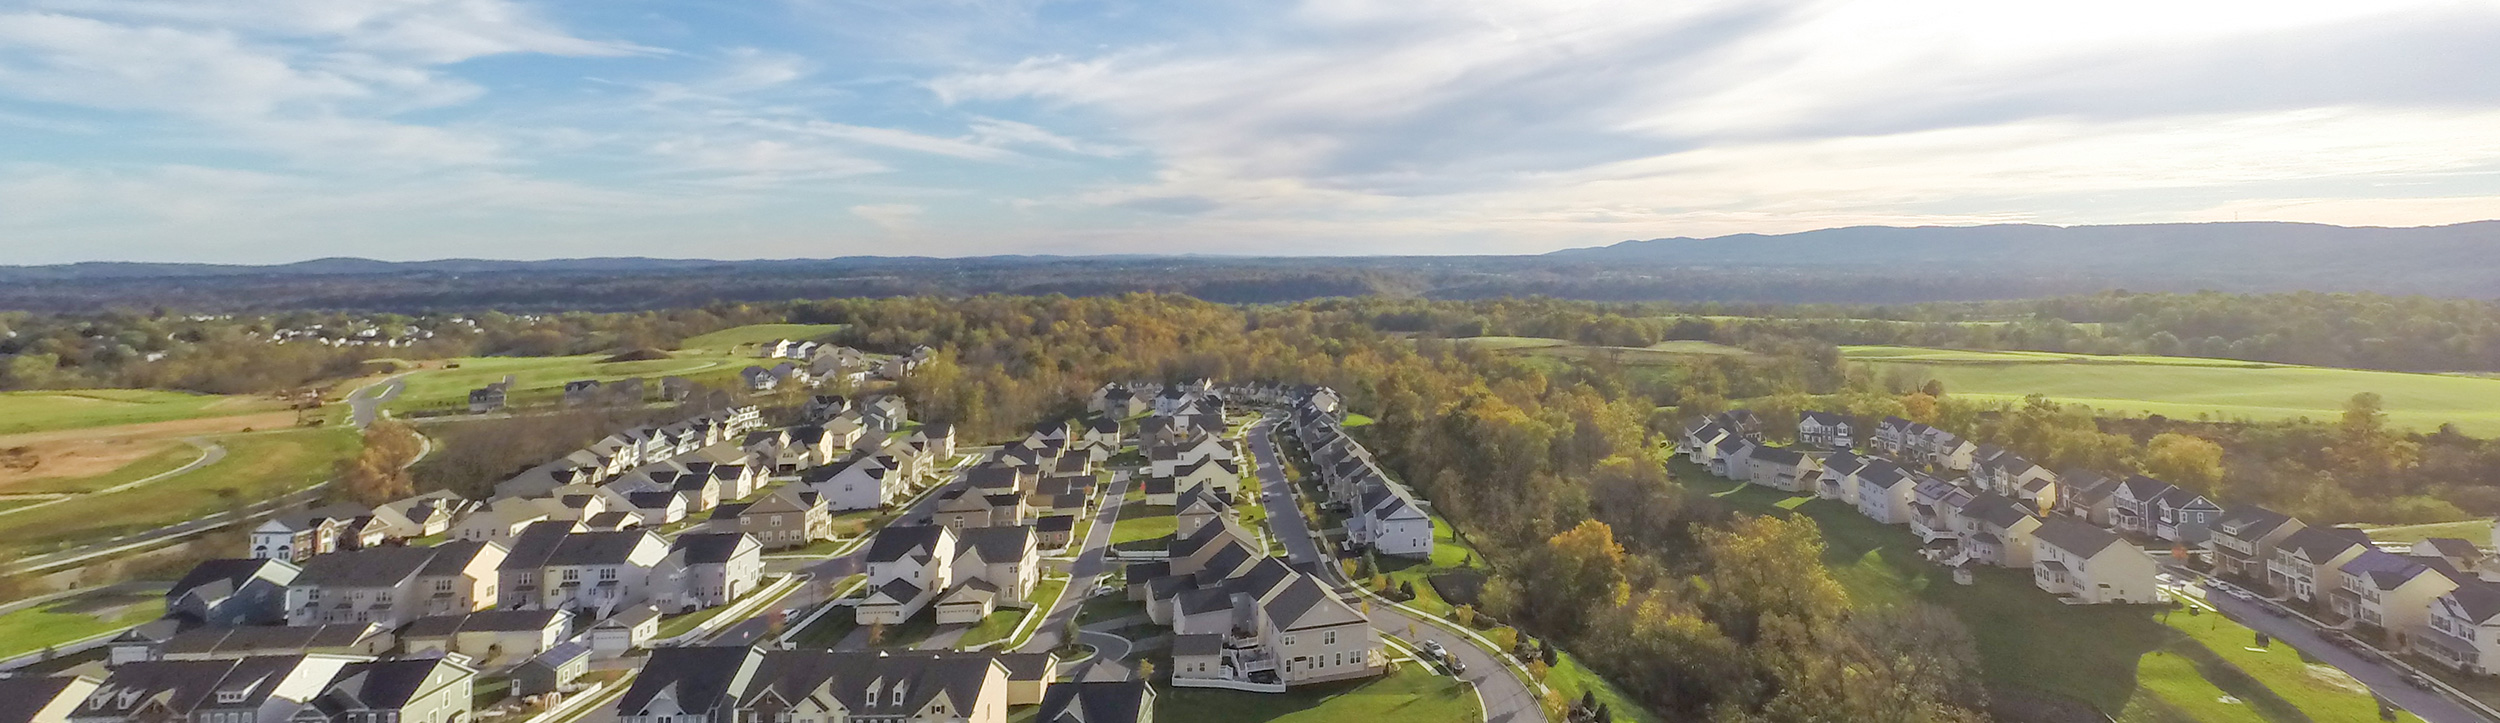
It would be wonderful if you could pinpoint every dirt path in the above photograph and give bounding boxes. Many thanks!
[0,438,223,519]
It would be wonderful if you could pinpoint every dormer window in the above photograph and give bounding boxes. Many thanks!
[218,690,249,704]
[892,682,907,706]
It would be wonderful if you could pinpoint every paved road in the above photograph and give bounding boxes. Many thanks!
[1248,413,1541,723]
[4,482,331,575]
[348,377,405,428]
[1018,474,1129,653]
[2204,586,2492,723]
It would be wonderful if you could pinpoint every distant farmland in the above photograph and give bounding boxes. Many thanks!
[1845,346,2500,435]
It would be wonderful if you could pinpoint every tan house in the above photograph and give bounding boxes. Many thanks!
[937,526,1041,624]
[2270,526,2376,603]
[2031,517,2161,604]
[2333,549,2459,645]
[1955,493,2042,568]
[2415,581,2500,675]
[2206,506,2305,582]
[401,609,572,667]
[738,488,831,550]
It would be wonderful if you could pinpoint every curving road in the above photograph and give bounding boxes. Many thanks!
[348,377,405,428]
[2203,586,2491,723]
[1248,416,1542,723]
[0,437,223,520]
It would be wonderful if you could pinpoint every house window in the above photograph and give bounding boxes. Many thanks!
[563,569,580,582]
[1323,631,1336,645]
[601,568,618,581]
[1282,635,1295,646]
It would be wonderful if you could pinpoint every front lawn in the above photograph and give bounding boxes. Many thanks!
[1110,503,1175,549]
[1375,516,1484,617]
[790,607,858,648]
[1548,650,1666,723]
[965,576,1070,648]
[1158,663,1478,723]
[1078,594,1147,625]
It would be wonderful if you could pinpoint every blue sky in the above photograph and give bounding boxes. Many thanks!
[1,0,2497,263]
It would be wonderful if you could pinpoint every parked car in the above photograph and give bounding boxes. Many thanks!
[1421,640,1448,659]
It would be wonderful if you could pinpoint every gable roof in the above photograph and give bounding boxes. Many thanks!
[2211,506,2297,541]
[673,533,756,565]
[617,646,766,716]
[958,526,1036,564]
[2279,526,2374,562]
[2033,517,2125,557]
[294,546,440,588]
[866,525,950,564]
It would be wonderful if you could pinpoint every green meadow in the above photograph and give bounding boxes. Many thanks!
[384,352,755,412]
[1844,345,2500,435]
[0,389,281,435]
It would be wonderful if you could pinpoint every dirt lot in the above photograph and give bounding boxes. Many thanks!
[0,412,298,489]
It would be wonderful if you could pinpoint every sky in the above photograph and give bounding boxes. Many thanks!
[1,0,2497,263]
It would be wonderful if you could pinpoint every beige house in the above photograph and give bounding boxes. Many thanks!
[2206,507,2305,582]
[2031,517,2162,604]
[859,526,957,625]
[2333,549,2459,645]
[401,609,571,667]
[1955,493,2041,568]
[2415,581,2500,675]
[456,501,556,544]
[2270,527,2376,603]
[738,488,831,550]
[937,526,1041,624]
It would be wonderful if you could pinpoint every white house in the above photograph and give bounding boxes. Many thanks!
[2032,517,2162,604]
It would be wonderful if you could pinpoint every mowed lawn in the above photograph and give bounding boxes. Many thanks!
[1158,664,1480,723]
[384,353,752,412]
[0,587,165,659]
[1844,345,2500,434]
[1667,456,2402,722]
[678,323,846,353]
[0,389,281,435]
[0,427,361,554]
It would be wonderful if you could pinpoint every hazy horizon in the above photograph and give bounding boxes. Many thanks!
[3,1,2498,263]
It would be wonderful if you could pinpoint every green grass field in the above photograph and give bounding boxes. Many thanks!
[0,427,360,554]
[1158,664,1481,723]
[1110,504,1176,549]
[0,389,280,436]
[0,588,164,659]
[1668,456,2411,721]
[2360,519,2492,546]
[678,324,846,353]
[1845,345,2500,434]
[385,352,755,412]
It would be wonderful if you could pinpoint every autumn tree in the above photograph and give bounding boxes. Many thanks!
[2143,432,2226,496]
[338,419,425,505]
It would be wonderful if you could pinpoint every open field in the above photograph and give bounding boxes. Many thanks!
[0,587,164,659]
[0,410,293,492]
[1109,503,1175,549]
[1844,345,2500,434]
[679,324,846,353]
[0,389,284,436]
[1450,336,1753,360]
[383,352,754,412]
[1666,455,2410,721]
[0,427,360,555]
[2359,519,2493,546]
[1157,663,1480,723]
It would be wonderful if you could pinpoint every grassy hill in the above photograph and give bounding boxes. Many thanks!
[679,323,845,353]
[0,389,283,436]
[385,353,754,413]
[1844,345,2500,435]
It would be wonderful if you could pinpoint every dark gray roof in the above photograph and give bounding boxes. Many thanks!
[0,676,89,723]
[616,646,766,716]
[1799,410,1850,427]
[311,658,453,713]
[959,526,1034,564]
[2343,549,2441,590]
[1172,632,1223,657]
[2449,580,2500,622]
[294,546,440,587]
[404,609,566,637]
[1263,574,1363,631]
[545,530,660,566]
[735,650,1005,718]
[2279,526,2374,561]
[1959,493,2037,529]
[170,558,293,602]
[673,533,755,565]
[2420,537,2484,560]
[2032,517,2124,556]
[1038,680,1152,723]
[2211,506,2297,541]
[417,540,497,577]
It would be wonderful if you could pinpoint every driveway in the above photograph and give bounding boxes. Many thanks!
[2204,586,2492,723]
[1247,412,1540,723]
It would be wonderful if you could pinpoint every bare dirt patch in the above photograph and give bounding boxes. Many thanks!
[0,412,297,489]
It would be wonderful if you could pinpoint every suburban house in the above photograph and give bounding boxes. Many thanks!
[496,524,680,619]
[2206,507,2306,582]
[400,609,571,667]
[371,491,478,540]
[1854,463,1919,525]
[2332,549,2459,644]
[613,647,1030,723]
[2269,526,2377,603]
[1797,411,1853,449]
[738,488,831,550]
[859,525,958,625]
[252,512,349,563]
[1814,451,1868,504]
[565,380,603,406]
[279,540,506,628]
[514,642,593,696]
[938,526,1041,624]
[455,503,554,544]
[670,533,764,610]
[1346,481,1434,558]
[1955,493,2043,568]
[2054,470,2119,526]
[807,453,906,511]
[2416,580,2500,675]
[1744,445,1820,493]
[2108,475,2178,538]
[2031,517,2162,604]
[2151,487,2224,544]
[151,624,391,662]
[1036,516,1079,550]
[166,557,300,628]
[591,605,661,656]
[77,654,477,723]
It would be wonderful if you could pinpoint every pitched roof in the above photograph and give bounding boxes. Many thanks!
[2279,526,2374,562]
[673,533,756,565]
[1959,493,2037,529]
[616,646,766,715]
[2032,517,2125,556]
[0,676,92,723]
[170,558,294,603]
[958,526,1035,565]
[2211,506,2297,541]
[865,525,950,564]
[294,546,440,588]
[1263,574,1366,631]
[403,609,567,637]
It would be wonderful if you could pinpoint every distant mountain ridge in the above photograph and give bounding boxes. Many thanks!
[2,220,2495,310]
[1549,220,2500,285]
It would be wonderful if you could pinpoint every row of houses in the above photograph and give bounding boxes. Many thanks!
[5,652,482,723]
[1291,396,1432,559]
[744,342,930,391]
[613,646,1149,723]
[855,523,1043,627]
[1128,510,1387,691]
